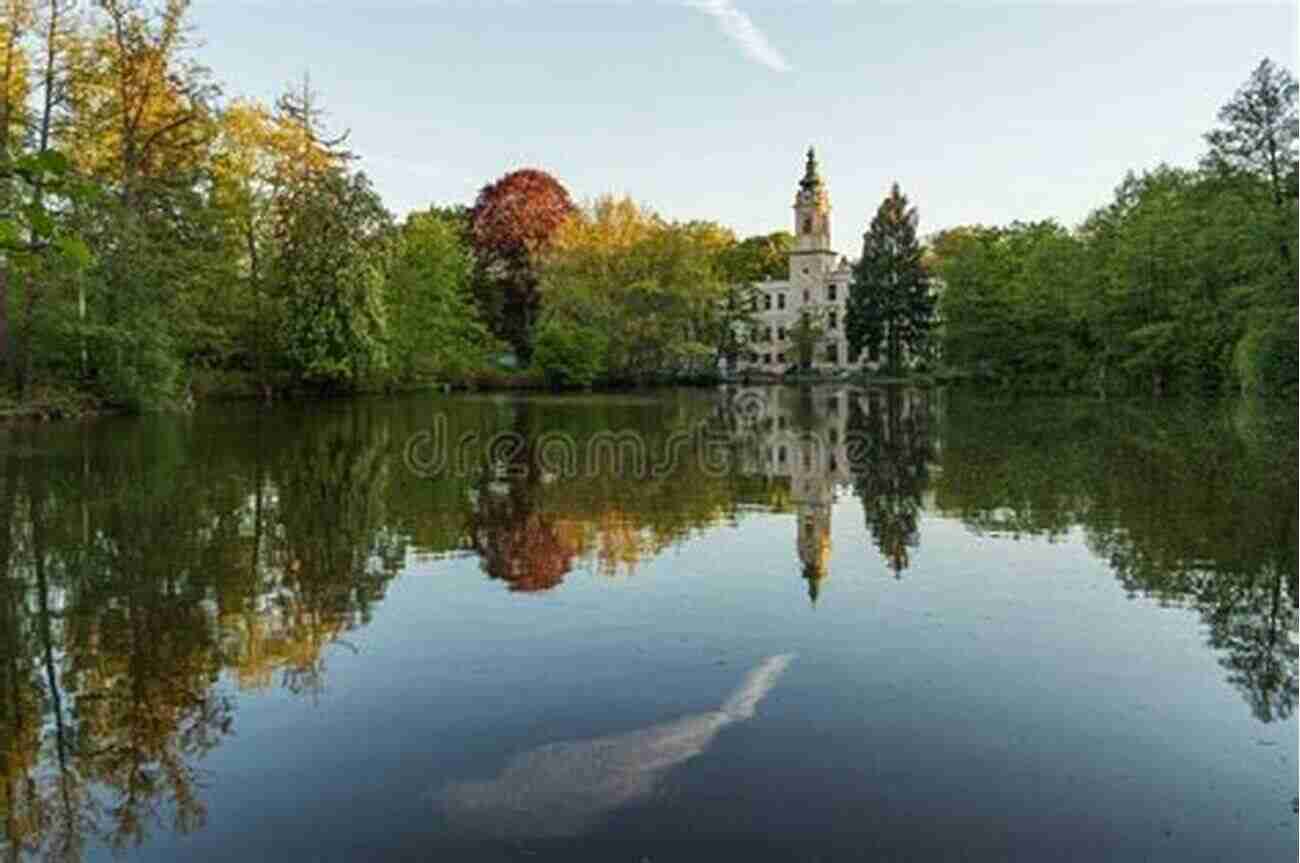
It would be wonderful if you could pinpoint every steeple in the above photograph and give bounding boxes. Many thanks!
[793,145,831,255]
[800,146,822,192]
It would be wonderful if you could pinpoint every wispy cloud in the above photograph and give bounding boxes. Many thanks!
[689,0,792,72]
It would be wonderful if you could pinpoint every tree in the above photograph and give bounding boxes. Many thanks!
[0,0,34,384]
[934,220,1095,390]
[269,168,390,390]
[846,183,935,374]
[713,231,789,370]
[538,195,732,384]
[1202,58,1299,396]
[1203,58,1298,292]
[468,168,573,361]
[208,78,354,394]
[71,0,217,202]
[788,303,827,370]
[384,208,491,383]
[715,231,791,284]
[532,316,606,387]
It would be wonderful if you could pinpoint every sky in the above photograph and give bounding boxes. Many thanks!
[190,1,1296,249]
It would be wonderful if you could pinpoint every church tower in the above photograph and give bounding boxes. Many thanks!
[790,147,839,285]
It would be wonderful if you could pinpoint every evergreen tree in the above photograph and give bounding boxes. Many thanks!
[846,183,935,374]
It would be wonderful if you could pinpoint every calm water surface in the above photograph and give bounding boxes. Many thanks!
[1,386,1295,861]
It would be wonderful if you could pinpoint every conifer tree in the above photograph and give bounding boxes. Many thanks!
[846,183,934,373]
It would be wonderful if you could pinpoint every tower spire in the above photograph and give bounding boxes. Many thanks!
[800,146,821,191]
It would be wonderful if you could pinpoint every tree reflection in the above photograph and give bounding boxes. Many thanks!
[935,393,1298,723]
[846,387,933,577]
[0,408,403,860]
[0,387,1295,860]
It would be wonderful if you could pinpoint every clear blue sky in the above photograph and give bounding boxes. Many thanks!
[191,2,1296,248]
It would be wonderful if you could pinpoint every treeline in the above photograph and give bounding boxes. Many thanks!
[931,59,1298,397]
[1,0,493,412]
[0,0,792,415]
[2,2,1292,412]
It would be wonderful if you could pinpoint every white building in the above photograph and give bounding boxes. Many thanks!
[730,148,882,376]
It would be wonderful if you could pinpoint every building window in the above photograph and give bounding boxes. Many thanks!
[828,284,837,301]
[826,343,838,363]
[777,326,786,341]
[764,294,772,311]
[778,294,786,310]
[802,216,812,233]
[778,446,787,464]
[765,326,773,341]
[828,311,837,330]
[749,352,759,364]
[777,352,786,363]
[764,353,772,365]
[751,296,759,312]
[828,395,838,413]
[801,267,808,275]
[803,289,809,302]
[829,427,838,444]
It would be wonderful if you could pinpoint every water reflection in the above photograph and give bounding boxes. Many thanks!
[435,653,794,839]
[933,394,1298,725]
[0,387,1294,858]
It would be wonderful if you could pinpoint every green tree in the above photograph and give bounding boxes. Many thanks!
[269,168,390,391]
[788,304,827,370]
[846,183,935,374]
[1203,58,1298,295]
[1202,58,1299,396]
[532,316,606,387]
[713,231,789,371]
[538,196,733,384]
[716,231,792,284]
[384,207,491,383]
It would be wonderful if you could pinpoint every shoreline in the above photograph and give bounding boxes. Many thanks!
[5,369,1285,425]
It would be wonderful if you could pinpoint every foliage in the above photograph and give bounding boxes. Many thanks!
[713,231,788,369]
[0,11,1294,412]
[716,231,792,283]
[537,195,735,384]
[531,316,607,388]
[469,168,574,360]
[269,169,390,390]
[1233,311,1299,396]
[932,56,1298,397]
[847,183,935,373]
[788,303,827,370]
[385,208,493,383]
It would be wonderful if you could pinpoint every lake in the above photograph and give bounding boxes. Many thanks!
[1,386,1295,861]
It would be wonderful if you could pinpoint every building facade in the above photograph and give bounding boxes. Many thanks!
[731,148,880,376]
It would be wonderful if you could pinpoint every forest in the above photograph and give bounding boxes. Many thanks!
[0,1,1295,417]
[931,59,1298,397]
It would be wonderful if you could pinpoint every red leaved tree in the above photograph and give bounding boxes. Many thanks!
[469,169,574,361]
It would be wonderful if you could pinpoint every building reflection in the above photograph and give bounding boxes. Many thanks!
[0,388,1292,860]
[726,385,937,600]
